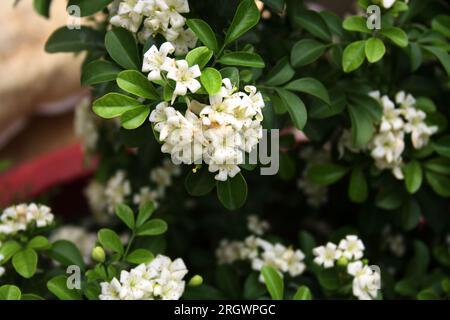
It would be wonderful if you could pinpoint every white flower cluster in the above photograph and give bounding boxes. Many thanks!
[147,54,265,181]
[74,97,98,154]
[297,147,330,208]
[50,226,97,263]
[313,235,380,300]
[247,215,270,236]
[110,0,197,55]
[0,204,54,235]
[99,254,188,300]
[216,235,306,281]
[133,158,181,207]
[368,91,438,180]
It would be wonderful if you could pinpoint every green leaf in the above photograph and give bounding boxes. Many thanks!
[380,27,409,48]
[422,46,450,78]
[365,38,386,63]
[284,77,330,105]
[28,236,50,250]
[408,42,423,72]
[417,289,439,300]
[348,167,368,203]
[298,231,316,261]
[0,241,21,263]
[49,240,86,270]
[275,88,307,130]
[105,28,141,70]
[98,229,124,255]
[432,136,450,158]
[93,93,143,119]
[375,185,404,210]
[293,286,312,300]
[307,164,349,186]
[243,273,267,299]
[116,70,160,100]
[115,204,135,230]
[400,198,421,231]
[262,0,285,12]
[424,157,450,175]
[186,47,214,69]
[261,266,284,300]
[342,40,366,73]
[21,293,45,300]
[45,26,104,53]
[185,168,216,196]
[265,57,295,86]
[406,241,429,279]
[136,219,168,236]
[81,60,122,86]
[347,104,375,147]
[186,19,218,53]
[12,248,38,279]
[126,249,154,264]
[291,39,326,68]
[404,161,423,194]
[220,67,240,87]
[216,173,248,210]
[121,106,150,130]
[426,171,450,197]
[415,97,437,113]
[47,276,82,300]
[318,269,339,290]
[294,10,331,42]
[343,15,370,33]
[0,285,21,300]
[431,15,450,38]
[279,153,296,181]
[200,67,223,95]
[33,0,52,18]
[136,202,156,228]
[68,0,113,17]
[218,52,265,68]
[225,0,260,44]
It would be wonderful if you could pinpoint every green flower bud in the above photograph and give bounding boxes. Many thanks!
[188,275,203,287]
[337,256,349,267]
[92,246,106,263]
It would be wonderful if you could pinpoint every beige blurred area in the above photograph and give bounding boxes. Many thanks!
[0,0,86,165]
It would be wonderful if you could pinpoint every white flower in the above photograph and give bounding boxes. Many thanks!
[163,27,198,55]
[165,59,201,101]
[370,131,405,165]
[164,0,190,27]
[85,180,108,222]
[133,186,160,207]
[313,242,342,268]
[142,42,175,81]
[379,95,404,132]
[381,0,396,9]
[105,171,132,214]
[100,278,124,300]
[0,266,5,279]
[27,204,54,228]
[338,235,365,260]
[110,0,143,33]
[347,261,381,300]
[247,215,270,236]
[120,267,153,300]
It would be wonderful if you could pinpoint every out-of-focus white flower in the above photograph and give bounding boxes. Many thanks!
[85,180,108,221]
[347,261,381,300]
[50,226,97,263]
[0,204,54,235]
[313,242,342,268]
[164,59,201,101]
[74,98,98,154]
[247,215,270,236]
[105,171,132,214]
[338,235,365,260]
[142,42,175,81]
[0,252,5,278]
[133,186,160,208]
[381,0,396,9]
[216,239,244,265]
[100,254,188,300]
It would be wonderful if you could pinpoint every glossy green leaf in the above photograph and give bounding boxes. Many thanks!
[216,173,248,210]
[49,240,86,270]
[98,229,124,255]
[200,67,223,95]
[284,77,330,104]
[186,46,214,69]
[121,106,150,130]
[348,167,368,203]
[347,103,375,147]
[0,285,21,300]
[105,28,141,70]
[404,161,423,194]
[294,10,331,42]
[343,15,370,33]
[68,0,113,17]
[126,249,154,264]
[81,60,122,86]
[225,0,260,44]
[365,37,386,63]
[261,266,284,300]
[12,248,38,279]
[342,40,366,73]
[293,286,312,300]
[185,168,216,196]
[136,219,168,236]
[45,26,104,53]
[116,70,160,100]
[218,52,265,68]
[265,57,295,86]
[307,164,349,186]
[291,39,326,68]
[186,19,218,52]
[115,204,135,230]
[380,27,409,48]
[275,88,307,130]
[136,202,156,227]
[93,93,143,119]
[47,276,82,300]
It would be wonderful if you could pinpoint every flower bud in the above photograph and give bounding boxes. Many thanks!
[92,246,106,263]
[188,275,203,287]
[337,256,349,267]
